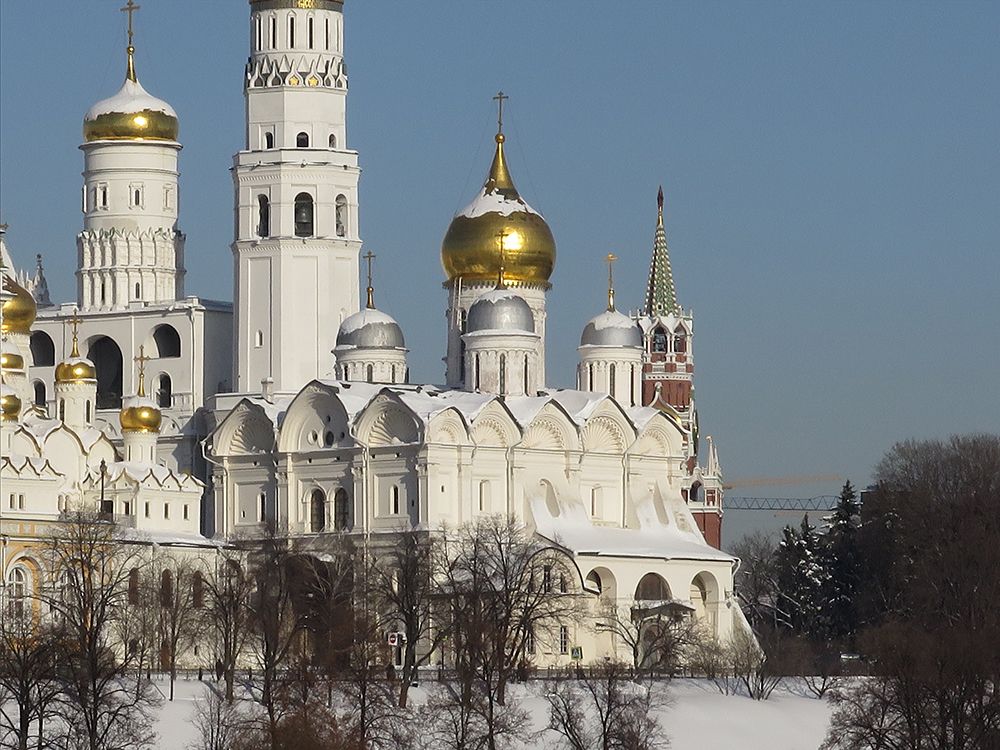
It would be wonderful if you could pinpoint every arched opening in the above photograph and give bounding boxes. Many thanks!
[152,324,181,358]
[335,194,347,237]
[288,15,296,48]
[257,195,270,237]
[365,364,373,383]
[296,131,309,148]
[310,489,326,533]
[156,374,172,408]
[8,567,28,616]
[334,488,349,530]
[160,570,174,608]
[30,331,55,366]
[192,571,204,609]
[635,572,671,602]
[690,572,721,633]
[88,336,123,409]
[308,16,315,48]
[134,282,141,300]
[590,486,602,518]
[32,380,46,407]
[688,482,703,504]
[652,327,667,353]
[328,133,337,148]
[673,326,687,354]
[294,192,314,237]
[264,131,274,149]
[586,570,602,594]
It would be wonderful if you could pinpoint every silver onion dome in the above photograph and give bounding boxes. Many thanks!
[466,289,535,334]
[336,308,406,350]
[580,310,642,348]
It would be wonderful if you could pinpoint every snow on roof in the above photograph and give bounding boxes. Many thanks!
[119,528,220,548]
[457,187,542,220]
[85,78,176,120]
[338,307,400,334]
[122,394,158,410]
[1,454,63,479]
[589,309,638,331]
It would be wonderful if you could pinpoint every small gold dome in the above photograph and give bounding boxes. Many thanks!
[56,358,97,384]
[120,398,162,433]
[441,133,556,288]
[0,386,21,422]
[1,341,25,372]
[83,52,179,143]
[1,274,36,335]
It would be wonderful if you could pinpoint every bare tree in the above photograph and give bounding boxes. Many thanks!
[367,529,450,707]
[595,600,698,674]
[151,557,203,701]
[40,512,159,750]
[0,601,61,749]
[199,545,254,703]
[730,530,781,632]
[189,688,246,750]
[547,660,670,750]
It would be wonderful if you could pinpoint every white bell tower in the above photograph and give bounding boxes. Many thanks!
[233,0,362,394]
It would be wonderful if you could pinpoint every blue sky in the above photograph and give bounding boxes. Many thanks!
[2,1,998,540]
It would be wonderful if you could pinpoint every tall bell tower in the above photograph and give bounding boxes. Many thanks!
[233,0,361,394]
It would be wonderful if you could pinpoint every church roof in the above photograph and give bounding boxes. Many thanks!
[644,186,679,317]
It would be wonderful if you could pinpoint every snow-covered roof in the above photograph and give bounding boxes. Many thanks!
[457,187,542,220]
[85,78,176,120]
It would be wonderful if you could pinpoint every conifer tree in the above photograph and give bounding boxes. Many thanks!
[775,515,827,635]
[820,480,863,642]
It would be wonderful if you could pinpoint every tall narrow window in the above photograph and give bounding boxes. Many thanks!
[296,131,309,148]
[81,186,87,212]
[366,364,373,383]
[523,355,529,395]
[391,486,400,515]
[254,330,264,348]
[257,195,270,237]
[100,186,108,208]
[264,131,274,149]
[160,570,174,608]
[479,481,489,512]
[157,374,172,408]
[288,15,295,48]
[310,489,326,533]
[559,625,569,655]
[474,354,480,391]
[308,17,314,48]
[653,327,667,353]
[334,488,349,530]
[325,18,330,49]
[58,399,65,421]
[588,363,594,391]
[630,365,636,406]
[255,17,262,51]
[335,194,347,237]
[135,282,141,299]
[33,381,46,407]
[259,492,267,522]
[499,353,506,396]
[85,401,92,424]
[293,192,314,237]
[328,133,337,148]
[609,363,616,395]
[269,16,277,48]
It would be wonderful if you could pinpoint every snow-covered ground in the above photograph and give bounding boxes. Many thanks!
[150,675,833,749]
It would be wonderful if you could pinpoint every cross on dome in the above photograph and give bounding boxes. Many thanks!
[120,0,142,82]
[363,250,376,309]
[493,91,509,136]
[606,252,618,312]
[133,344,151,397]
[67,308,83,357]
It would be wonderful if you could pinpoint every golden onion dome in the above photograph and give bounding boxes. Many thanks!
[0,384,22,422]
[83,49,179,143]
[441,133,556,288]
[1,273,36,335]
[1,339,25,372]
[55,330,97,384]
[119,362,161,433]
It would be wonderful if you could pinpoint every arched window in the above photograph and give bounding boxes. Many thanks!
[478,481,490,512]
[269,15,277,48]
[609,363,616,395]
[88,336,123,409]
[635,573,670,601]
[308,16,315,48]
[673,326,687,354]
[474,354,480,391]
[254,330,264,348]
[334,488,349,530]
[652,327,667,353]
[85,400,92,424]
[160,570,174,608]
[134,282,141,300]
[296,131,309,148]
[630,364,636,406]
[335,194,347,237]
[590,486,602,517]
[8,567,27,616]
[391,486,400,515]
[32,380,46,407]
[264,132,274,149]
[499,353,506,396]
[523,355,529,395]
[588,363,594,391]
[328,133,337,148]
[586,570,603,594]
[152,325,181,358]
[30,331,55,366]
[254,16,262,51]
[325,17,330,49]
[310,489,326,533]
[192,571,204,609]
[366,364,373,383]
[156,374,172,408]
[288,15,295,48]
[294,192,314,237]
[689,482,703,504]
[257,195,270,237]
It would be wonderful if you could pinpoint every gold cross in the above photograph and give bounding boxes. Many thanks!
[363,250,376,309]
[121,0,141,47]
[134,344,151,396]
[67,308,83,356]
[606,253,618,312]
[493,91,509,135]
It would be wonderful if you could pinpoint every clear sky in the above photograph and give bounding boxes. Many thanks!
[2,1,998,543]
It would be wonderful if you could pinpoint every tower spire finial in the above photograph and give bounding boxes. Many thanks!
[644,185,679,317]
[493,90,509,137]
[657,185,664,227]
[120,0,141,82]
[363,250,376,309]
[68,308,83,358]
[133,344,151,397]
[606,253,618,312]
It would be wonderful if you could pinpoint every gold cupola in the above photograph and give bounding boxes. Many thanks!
[0,384,22,423]
[1,271,36,336]
[441,95,556,288]
[55,312,97,384]
[1,337,25,372]
[83,3,179,143]
[119,346,161,433]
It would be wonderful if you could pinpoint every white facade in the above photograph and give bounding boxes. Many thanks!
[233,0,361,394]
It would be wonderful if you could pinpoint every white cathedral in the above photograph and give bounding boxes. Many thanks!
[0,0,743,666]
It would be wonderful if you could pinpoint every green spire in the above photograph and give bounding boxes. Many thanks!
[644,186,678,317]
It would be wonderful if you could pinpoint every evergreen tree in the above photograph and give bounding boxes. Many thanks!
[775,515,827,635]
[820,480,863,642]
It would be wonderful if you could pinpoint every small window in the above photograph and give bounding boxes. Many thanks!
[135,282,141,299]
[523,356,529,395]
[257,195,270,237]
[160,570,174,608]
[325,17,330,49]
[264,131,274,149]
[100,185,108,208]
[81,185,87,212]
[164,186,174,211]
[308,17,314,48]
[58,399,65,421]
[559,625,569,655]
[609,363,616,395]
[255,17,262,51]
[630,364,636,406]
[334,488,349,531]
[269,16,277,48]
[129,568,140,605]
[296,132,309,148]
[653,328,667,353]
[335,194,347,237]
[183,504,189,520]
[85,400,92,423]
[259,492,267,522]
[391,486,400,515]
[328,133,336,149]
[499,353,506,396]
[157,374,172,408]
[366,364,373,383]
[145,502,150,518]
[288,15,295,48]
[32,380,46,407]
[543,566,552,593]
[164,504,170,520]
[310,489,326,533]
[254,330,264,348]
[192,572,204,609]
[474,354,481,391]
[527,626,535,655]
